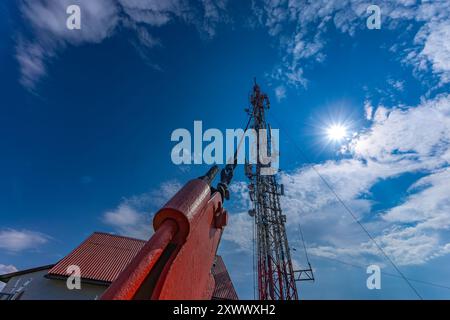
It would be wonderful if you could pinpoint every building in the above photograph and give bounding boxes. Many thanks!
[0,232,238,300]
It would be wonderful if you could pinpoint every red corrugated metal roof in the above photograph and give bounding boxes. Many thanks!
[211,256,239,300]
[48,232,146,283]
[48,232,238,300]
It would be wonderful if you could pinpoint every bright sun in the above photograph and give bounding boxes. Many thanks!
[326,124,347,141]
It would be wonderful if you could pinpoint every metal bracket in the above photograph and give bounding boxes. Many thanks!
[294,264,315,282]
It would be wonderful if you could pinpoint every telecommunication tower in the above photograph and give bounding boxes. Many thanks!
[245,81,313,300]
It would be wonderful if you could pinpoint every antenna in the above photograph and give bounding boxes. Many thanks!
[246,82,307,300]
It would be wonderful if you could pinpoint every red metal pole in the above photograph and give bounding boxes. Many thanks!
[100,220,178,300]
[101,177,228,300]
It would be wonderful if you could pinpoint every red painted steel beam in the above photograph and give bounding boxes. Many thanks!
[100,177,228,300]
[153,179,227,299]
[100,219,178,300]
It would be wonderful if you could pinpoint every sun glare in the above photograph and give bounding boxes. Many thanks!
[326,124,347,142]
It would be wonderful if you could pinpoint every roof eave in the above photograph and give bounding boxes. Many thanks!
[0,264,55,283]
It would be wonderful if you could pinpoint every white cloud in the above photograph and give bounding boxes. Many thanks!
[16,1,450,90]
[229,181,252,210]
[388,78,405,92]
[224,93,450,266]
[225,181,254,249]
[308,226,442,266]
[372,105,390,123]
[294,94,450,265]
[0,264,15,292]
[15,39,48,90]
[222,211,253,252]
[368,226,443,266]
[103,204,151,240]
[17,0,229,89]
[18,1,450,90]
[17,0,119,89]
[118,0,228,36]
[274,85,286,101]
[118,0,179,26]
[0,229,50,252]
[351,94,450,166]
[410,21,450,85]
[102,180,182,240]
[364,100,373,120]
[383,168,450,228]
[0,264,18,276]
[146,180,183,208]
[254,0,450,87]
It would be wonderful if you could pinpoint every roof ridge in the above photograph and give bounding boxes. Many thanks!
[92,231,147,243]
[48,232,149,283]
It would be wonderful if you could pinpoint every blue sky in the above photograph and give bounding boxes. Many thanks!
[1,0,450,299]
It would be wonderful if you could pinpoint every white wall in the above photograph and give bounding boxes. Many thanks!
[1,269,108,300]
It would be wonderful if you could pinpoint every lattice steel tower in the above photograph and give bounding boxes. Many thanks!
[245,81,300,300]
